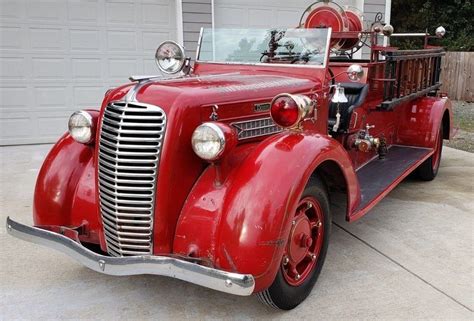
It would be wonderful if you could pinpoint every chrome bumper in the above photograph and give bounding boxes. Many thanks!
[6,217,255,296]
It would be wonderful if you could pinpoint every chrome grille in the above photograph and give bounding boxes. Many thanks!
[231,117,282,140]
[98,101,166,256]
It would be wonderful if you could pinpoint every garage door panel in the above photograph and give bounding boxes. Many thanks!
[0,26,25,49]
[74,86,108,106]
[69,29,102,51]
[27,0,67,22]
[34,86,71,108]
[68,1,101,23]
[0,0,177,145]
[0,87,31,110]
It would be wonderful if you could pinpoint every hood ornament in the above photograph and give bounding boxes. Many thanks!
[210,105,219,121]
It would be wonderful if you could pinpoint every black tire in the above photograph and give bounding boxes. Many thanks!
[257,177,331,310]
[417,124,443,181]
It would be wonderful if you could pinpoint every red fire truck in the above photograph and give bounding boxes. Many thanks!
[7,0,452,310]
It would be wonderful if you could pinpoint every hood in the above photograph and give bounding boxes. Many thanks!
[108,72,320,114]
[100,72,321,255]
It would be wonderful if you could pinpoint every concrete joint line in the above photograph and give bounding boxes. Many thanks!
[333,222,473,313]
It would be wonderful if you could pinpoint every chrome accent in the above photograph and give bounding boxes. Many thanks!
[128,75,164,82]
[191,122,226,161]
[98,101,166,257]
[68,110,94,144]
[254,102,271,112]
[210,104,219,121]
[435,26,446,38]
[347,64,364,82]
[231,117,282,140]
[155,40,186,74]
[6,217,255,296]
[271,93,315,130]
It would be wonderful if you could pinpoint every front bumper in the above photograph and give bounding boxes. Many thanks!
[6,217,255,296]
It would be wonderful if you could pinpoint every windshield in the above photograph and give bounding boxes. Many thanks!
[197,28,331,67]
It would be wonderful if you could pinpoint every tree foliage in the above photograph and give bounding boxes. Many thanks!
[390,0,474,51]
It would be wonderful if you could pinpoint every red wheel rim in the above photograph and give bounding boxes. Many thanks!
[432,129,442,170]
[282,197,325,287]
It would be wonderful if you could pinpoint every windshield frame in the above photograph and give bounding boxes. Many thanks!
[195,27,333,69]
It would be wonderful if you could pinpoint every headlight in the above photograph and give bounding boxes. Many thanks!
[192,123,226,161]
[68,111,94,144]
[155,41,186,74]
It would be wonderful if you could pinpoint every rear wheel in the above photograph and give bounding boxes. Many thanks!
[257,177,331,310]
[417,124,443,181]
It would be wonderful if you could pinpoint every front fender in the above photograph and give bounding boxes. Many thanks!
[173,132,359,292]
[33,133,101,244]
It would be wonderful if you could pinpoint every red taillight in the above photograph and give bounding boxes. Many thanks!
[270,94,314,129]
[271,96,300,128]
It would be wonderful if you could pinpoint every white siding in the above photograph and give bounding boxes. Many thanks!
[214,0,363,28]
[182,0,212,58]
[0,0,177,145]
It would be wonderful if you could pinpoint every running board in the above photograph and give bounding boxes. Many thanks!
[350,145,433,221]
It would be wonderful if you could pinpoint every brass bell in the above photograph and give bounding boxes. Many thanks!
[331,84,348,104]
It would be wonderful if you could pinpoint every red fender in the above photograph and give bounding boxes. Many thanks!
[397,97,453,148]
[33,112,101,245]
[173,131,359,292]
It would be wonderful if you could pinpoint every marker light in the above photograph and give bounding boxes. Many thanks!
[270,94,314,129]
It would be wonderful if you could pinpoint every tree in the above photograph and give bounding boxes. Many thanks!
[390,0,474,51]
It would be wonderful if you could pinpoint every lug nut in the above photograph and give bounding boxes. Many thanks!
[295,274,301,281]
[283,256,289,265]
[292,220,296,226]
[307,202,313,209]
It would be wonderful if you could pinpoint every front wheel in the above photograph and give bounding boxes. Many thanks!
[257,177,331,310]
[417,124,443,181]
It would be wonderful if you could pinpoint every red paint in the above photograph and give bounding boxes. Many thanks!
[31,10,452,295]
[282,197,324,287]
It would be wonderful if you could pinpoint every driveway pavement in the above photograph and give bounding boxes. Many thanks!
[0,144,473,320]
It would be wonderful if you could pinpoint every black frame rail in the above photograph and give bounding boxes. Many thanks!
[379,48,445,110]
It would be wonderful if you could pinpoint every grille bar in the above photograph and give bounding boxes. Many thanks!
[98,101,166,257]
[231,117,282,140]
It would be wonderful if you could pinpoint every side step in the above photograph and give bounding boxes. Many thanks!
[352,145,433,219]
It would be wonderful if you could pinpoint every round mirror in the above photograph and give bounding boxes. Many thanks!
[347,64,364,82]
[155,41,186,74]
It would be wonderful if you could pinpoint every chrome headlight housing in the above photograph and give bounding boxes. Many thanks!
[68,111,94,144]
[191,123,226,161]
[155,41,186,74]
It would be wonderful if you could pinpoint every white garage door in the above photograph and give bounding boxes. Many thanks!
[0,0,176,145]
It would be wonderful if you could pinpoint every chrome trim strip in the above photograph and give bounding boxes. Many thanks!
[6,217,255,296]
[231,117,282,140]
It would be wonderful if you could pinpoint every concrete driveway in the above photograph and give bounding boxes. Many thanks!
[1,144,473,320]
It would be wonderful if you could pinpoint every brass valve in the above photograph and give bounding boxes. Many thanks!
[354,124,380,152]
